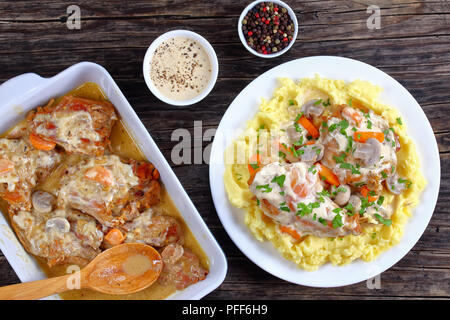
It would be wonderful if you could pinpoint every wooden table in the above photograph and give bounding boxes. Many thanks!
[0,0,448,299]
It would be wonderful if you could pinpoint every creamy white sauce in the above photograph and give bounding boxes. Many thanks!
[150,37,212,101]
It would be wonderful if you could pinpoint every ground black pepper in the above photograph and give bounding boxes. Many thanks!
[242,2,295,55]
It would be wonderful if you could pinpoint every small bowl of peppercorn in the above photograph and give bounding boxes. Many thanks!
[238,0,298,58]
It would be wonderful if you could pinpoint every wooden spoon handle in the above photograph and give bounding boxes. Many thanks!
[0,274,75,300]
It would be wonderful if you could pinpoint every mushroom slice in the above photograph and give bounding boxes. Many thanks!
[354,138,382,167]
[32,191,55,214]
[286,124,303,145]
[299,143,324,164]
[386,173,407,195]
[348,195,362,213]
[45,217,71,233]
[332,184,351,206]
[301,99,324,117]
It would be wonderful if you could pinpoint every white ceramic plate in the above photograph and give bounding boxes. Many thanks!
[209,56,440,287]
[0,62,227,299]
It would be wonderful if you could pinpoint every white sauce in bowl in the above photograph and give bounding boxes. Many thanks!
[150,37,212,101]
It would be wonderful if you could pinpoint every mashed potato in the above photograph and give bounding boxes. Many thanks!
[223,76,426,271]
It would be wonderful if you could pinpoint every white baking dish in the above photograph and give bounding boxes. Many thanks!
[0,62,227,300]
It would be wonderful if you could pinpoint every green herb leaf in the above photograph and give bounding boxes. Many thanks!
[271,175,286,188]
[374,214,392,226]
[332,213,343,229]
[256,184,272,193]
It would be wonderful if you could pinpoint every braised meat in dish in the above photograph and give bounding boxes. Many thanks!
[0,84,208,297]
[0,138,61,212]
[27,96,117,156]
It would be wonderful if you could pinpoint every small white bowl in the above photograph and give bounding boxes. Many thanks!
[143,30,219,106]
[238,0,298,58]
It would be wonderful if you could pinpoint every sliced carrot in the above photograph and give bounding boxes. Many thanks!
[293,183,308,198]
[84,166,114,186]
[345,174,363,184]
[279,226,302,240]
[0,159,14,174]
[104,228,125,246]
[278,143,297,163]
[297,116,319,138]
[1,191,23,203]
[152,168,160,180]
[317,163,340,187]
[298,218,316,228]
[261,199,279,216]
[135,163,155,180]
[29,132,56,151]
[247,154,261,185]
[353,131,384,143]
[350,112,363,124]
[247,154,261,176]
[361,185,377,202]
[342,107,363,124]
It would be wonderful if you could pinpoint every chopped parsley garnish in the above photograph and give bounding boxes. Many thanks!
[256,184,272,193]
[322,98,331,107]
[271,175,286,188]
[288,99,295,106]
[398,178,412,188]
[294,113,303,122]
[359,196,374,215]
[279,191,285,196]
[308,165,317,174]
[348,98,353,106]
[344,202,354,214]
[328,123,338,132]
[367,120,373,129]
[280,206,290,212]
[333,153,347,164]
[256,198,260,206]
[346,136,354,154]
[318,217,327,226]
[374,214,392,226]
[332,186,347,196]
[293,136,304,146]
[377,195,385,206]
[313,213,317,221]
[290,146,302,158]
[294,122,302,133]
[396,117,403,125]
[339,119,349,131]
[339,162,361,175]
[249,163,259,170]
[314,99,323,105]
[332,213,343,229]
[279,151,286,159]
[317,190,331,197]
[381,171,388,179]
[371,232,377,239]
[296,202,320,217]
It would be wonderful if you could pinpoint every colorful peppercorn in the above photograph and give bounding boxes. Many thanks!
[241,2,295,55]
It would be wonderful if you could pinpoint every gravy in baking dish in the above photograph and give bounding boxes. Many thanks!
[0,82,209,300]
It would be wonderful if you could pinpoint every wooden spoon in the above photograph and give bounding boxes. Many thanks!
[0,243,163,300]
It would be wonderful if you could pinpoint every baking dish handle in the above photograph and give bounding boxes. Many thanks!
[0,73,47,106]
